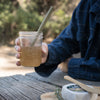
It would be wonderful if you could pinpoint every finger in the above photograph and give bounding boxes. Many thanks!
[15,46,21,52]
[16,61,21,66]
[15,53,21,59]
[15,37,20,45]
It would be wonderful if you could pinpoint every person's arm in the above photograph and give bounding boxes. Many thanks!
[35,7,80,77]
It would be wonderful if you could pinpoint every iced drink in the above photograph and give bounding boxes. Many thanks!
[19,31,42,67]
[21,46,41,67]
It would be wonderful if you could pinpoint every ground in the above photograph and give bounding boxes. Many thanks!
[0,45,34,77]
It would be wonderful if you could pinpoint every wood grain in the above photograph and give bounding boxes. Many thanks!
[0,69,99,100]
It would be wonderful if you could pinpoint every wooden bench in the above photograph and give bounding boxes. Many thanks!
[0,68,100,100]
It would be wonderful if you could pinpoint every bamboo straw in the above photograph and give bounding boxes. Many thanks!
[32,6,53,46]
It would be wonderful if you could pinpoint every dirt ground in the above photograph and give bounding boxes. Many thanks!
[0,45,34,77]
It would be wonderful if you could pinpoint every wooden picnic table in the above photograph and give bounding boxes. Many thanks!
[0,68,100,100]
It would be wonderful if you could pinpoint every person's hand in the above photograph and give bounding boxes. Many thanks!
[15,38,48,66]
[58,57,72,73]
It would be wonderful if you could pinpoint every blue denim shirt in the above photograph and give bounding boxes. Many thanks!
[35,0,100,81]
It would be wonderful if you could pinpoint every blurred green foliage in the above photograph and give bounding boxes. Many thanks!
[0,0,78,44]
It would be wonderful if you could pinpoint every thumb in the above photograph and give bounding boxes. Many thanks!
[41,42,48,64]
[42,42,48,54]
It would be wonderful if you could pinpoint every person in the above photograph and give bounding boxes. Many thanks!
[15,0,100,81]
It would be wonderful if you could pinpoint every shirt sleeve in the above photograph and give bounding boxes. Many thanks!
[35,7,80,77]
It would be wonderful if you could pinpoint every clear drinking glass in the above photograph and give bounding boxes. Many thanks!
[19,31,43,67]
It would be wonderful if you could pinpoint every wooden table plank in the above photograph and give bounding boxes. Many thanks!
[0,74,57,100]
[0,76,32,100]
[0,77,20,100]
[26,69,69,87]
[26,68,100,87]
[11,75,56,92]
